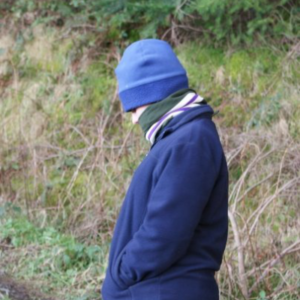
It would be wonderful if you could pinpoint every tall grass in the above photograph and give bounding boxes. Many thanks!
[0,22,299,299]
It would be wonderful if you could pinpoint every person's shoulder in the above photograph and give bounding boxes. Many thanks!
[176,115,218,144]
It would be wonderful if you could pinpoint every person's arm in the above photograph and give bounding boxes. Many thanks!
[111,142,218,289]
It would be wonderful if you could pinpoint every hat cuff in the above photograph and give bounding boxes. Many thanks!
[119,75,189,112]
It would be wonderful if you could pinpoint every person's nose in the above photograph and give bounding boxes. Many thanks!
[131,112,139,124]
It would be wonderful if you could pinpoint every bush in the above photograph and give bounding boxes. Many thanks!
[1,0,298,45]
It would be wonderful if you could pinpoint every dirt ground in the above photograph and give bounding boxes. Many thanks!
[0,272,55,300]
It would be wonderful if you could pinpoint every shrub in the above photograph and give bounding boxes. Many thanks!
[1,0,298,45]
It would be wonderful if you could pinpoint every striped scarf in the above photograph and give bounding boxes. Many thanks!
[142,91,205,144]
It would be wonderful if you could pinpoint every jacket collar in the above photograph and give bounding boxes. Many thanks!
[151,104,214,148]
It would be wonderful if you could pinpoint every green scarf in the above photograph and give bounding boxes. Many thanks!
[139,88,197,136]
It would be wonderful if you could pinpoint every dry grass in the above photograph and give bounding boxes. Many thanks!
[218,127,300,299]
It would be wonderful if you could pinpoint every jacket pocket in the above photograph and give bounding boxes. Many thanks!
[111,246,131,290]
[102,269,132,300]
[129,276,161,300]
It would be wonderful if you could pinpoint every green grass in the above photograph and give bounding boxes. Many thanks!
[0,214,106,299]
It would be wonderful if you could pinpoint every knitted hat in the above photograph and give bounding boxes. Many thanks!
[115,39,189,112]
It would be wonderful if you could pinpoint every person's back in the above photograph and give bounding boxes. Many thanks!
[101,39,228,300]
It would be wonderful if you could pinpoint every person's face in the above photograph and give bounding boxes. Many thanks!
[131,105,149,124]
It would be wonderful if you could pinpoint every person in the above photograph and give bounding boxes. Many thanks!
[101,39,228,300]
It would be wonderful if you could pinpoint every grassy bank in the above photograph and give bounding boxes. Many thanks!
[0,21,299,300]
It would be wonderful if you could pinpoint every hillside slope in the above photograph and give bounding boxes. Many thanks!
[0,19,299,300]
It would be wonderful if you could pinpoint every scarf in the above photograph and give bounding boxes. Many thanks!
[139,88,206,144]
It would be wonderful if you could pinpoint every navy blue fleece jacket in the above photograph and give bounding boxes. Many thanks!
[101,105,228,300]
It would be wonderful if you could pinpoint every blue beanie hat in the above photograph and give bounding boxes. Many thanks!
[115,39,189,112]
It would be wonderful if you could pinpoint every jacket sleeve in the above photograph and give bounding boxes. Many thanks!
[111,142,218,289]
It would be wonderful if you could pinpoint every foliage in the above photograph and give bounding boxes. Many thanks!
[186,0,298,44]
[0,217,104,270]
[1,0,298,45]
[0,216,106,299]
